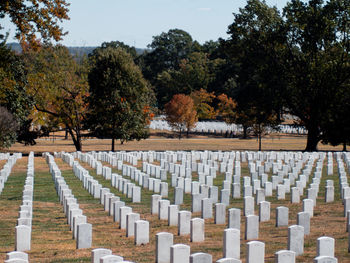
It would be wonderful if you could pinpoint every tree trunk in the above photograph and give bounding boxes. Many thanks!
[243,125,248,139]
[179,129,182,140]
[258,133,262,151]
[343,142,347,151]
[305,125,320,152]
[65,127,68,140]
[112,137,115,152]
[67,127,82,151]
[186,128,189,138]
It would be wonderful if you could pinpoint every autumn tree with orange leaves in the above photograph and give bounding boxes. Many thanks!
[190,89,216,120]
[0,0,70,49]
[165,94,198,139]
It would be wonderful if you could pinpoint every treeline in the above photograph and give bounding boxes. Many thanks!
[0,0,349,151]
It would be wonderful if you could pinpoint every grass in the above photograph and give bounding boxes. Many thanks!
[7,132,344,154]
[0,148,348,262]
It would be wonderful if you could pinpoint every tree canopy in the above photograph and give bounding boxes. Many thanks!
[23,44,89,151]
[87,46,154,151]
[164,94,198,138]
[0,0,70,48]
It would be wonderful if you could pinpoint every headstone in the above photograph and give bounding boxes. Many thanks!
[276,206,289,227]
[91,248,112,263]
[259,201,270,222]
[274,250,295,263]
[174,187,184,205]
[303,199,314,217]
[244,196,254,216]
[325,186,334,203]
[156,232,173,263]
[77,223,92,249]
[132,186,141,203]
[245,215,259,240]
[126,213,140,237]
[201,198,213,219]
[223,228,240,259]
[215,203,226,225]
[219,187,230,205]
[152,195,162,215]
[291,187,300,203]
[297,212,310,235]
[246,241,264,263]
[159,200,170,220]
[313,256,338,263]
[288,225,304,256]
[277,185,286,200]
[190,218,205,242]
[178,211,191,236]
[190,252,212,263]
[15,225,31,251]
[228,208,241,230]
[134,220,149,245]
[5,251,28,261]
[168,205,179,226]
[192,194,202,213]
[119,206,132,229]
[113,201,125,222]
[317,237,335,257]
[232,183,241,199]
[170,244,190,263]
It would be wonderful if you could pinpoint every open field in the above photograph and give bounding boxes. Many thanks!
[7,131,344,154]
[0,149,349,262]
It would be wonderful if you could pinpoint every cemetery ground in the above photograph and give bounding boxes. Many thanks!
[7,130,343,154]
[0,150,349,262]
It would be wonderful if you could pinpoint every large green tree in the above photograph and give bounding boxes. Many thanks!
[87,46,154,151]
[223,0,285,143]
[142,29,198,83]
[282,0,350,151]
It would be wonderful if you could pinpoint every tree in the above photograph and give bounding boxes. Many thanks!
[90,41,138,60]
[0,106,18,149]
[87,46,154,151]
[0,0,69,48]
[190,89,216,120]
[23,45,89,151]
[164,94,198,139]
[282,0,350,151]
[0,42,34,146]
[142,29,195,83]
[223,0,284,143]
[155,52,217,108]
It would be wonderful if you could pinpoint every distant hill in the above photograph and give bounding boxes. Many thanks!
[6,43,147,58]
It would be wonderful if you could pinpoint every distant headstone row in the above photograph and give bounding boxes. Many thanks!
[149,119,307,135]
[0,153,21,195]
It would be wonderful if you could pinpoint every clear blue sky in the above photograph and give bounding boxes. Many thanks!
[3,0,289,48]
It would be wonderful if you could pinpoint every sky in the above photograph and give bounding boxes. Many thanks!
[3,0,289,48]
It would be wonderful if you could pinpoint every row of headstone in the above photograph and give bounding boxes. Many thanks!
[0,153,21,194]
[52,150,344,262]
[150,119,307,135]
[67,151,144,203]
[14,152,34,255]
[60,152,151,247]
[44,153,92,249]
